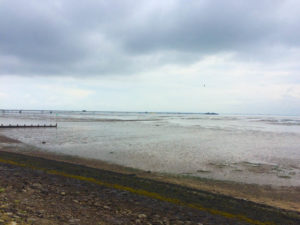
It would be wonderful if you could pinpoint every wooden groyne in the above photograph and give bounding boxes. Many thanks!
[0,124,57,128]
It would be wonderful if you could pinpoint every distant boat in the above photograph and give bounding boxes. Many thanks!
[82,110,87,112]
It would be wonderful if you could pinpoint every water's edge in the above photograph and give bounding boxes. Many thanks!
[0,133,299,213]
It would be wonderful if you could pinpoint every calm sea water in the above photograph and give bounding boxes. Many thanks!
[1,110,300,186]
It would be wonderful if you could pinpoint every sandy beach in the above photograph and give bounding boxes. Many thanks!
[2,112,300,188]
[1,134,300,213]
[1,134,300,224]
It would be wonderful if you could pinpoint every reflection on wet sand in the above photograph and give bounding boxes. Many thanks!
[1,137,300,213]
[1,112,300,187]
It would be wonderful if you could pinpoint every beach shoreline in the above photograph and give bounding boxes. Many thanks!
[0,134,299,214]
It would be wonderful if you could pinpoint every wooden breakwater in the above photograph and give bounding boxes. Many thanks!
[0,124,57,128]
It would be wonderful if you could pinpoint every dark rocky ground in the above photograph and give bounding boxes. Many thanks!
[0,144,299,225]
[0,162,251,225]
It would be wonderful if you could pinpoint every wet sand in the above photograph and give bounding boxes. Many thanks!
[2,113,300,187]
[0,135,21,144]
[0,134,299,213]
[0,134,300,224]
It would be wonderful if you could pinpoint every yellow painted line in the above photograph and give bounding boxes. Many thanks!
[0,157,274,225]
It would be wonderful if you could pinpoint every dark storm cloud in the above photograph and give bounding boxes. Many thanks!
[0,0,299,76]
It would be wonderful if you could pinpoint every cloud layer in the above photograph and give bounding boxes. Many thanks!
[1,0,300,76]
[1,0,300,114]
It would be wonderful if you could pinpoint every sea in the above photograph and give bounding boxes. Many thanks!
[0,110,300,186]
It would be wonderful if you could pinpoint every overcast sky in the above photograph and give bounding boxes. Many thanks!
[0,0,300,114]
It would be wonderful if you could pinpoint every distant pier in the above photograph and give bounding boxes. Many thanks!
[0,124,57,128]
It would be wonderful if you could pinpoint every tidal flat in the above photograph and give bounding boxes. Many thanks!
[1,111,300,186]
[1,111,300,213]
[0,133,300,214]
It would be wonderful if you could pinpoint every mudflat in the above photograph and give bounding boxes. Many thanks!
[0,134,300,224]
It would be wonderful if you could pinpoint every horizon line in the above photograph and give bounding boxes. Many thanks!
[0,108,299,116]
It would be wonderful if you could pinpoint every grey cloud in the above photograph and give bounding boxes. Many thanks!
[117,0,300,54]
[0,0,300,76]
[0,1,74,62]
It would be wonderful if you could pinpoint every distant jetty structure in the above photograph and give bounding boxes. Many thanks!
[204,112,218,115]
[0,124,57,128]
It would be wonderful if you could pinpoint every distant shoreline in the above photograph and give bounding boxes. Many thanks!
[1,109,219,115]
[2,109,300,117]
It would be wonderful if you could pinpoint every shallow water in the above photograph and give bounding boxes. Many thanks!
[1,111,300,186]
